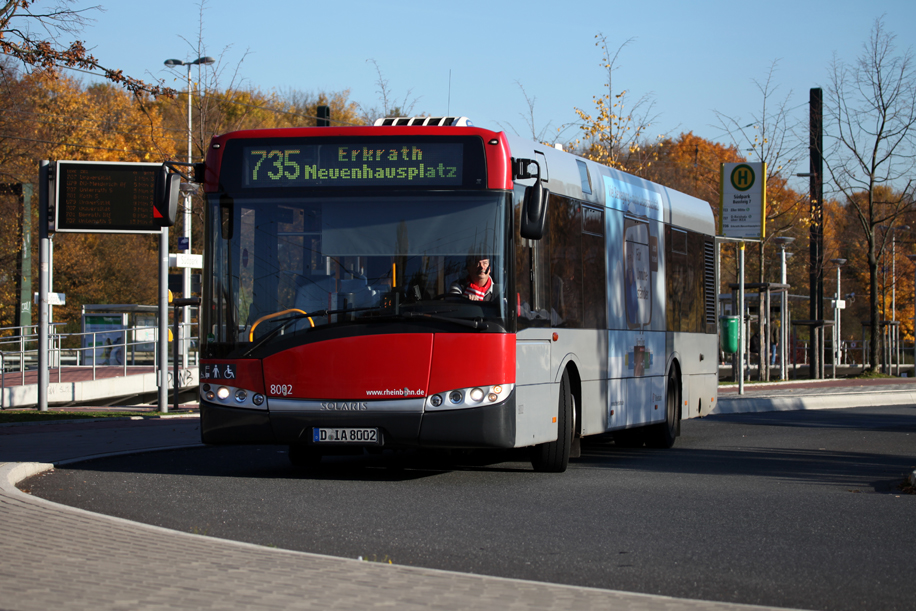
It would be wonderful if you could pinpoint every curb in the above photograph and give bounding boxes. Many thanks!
[713,390,916,415]
[1,461,55,491]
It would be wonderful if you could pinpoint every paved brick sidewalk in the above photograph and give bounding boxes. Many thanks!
[0,416,807,611]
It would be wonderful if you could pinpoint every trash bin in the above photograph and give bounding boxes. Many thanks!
[719,315,740,354]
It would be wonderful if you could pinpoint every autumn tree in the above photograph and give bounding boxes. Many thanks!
[0,67,176,330]
[574,34,659,174]
[824,18,916,371]
[644,132,742,209]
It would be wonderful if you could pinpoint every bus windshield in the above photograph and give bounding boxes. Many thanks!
[204,191,510,357]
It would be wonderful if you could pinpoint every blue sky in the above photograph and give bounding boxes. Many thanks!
[79,1,913,156]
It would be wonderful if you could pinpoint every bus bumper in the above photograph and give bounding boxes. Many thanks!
[200,392,516,450]
[200,400,276,444]
[418,391,516,449]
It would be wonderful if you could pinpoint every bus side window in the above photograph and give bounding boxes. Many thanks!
[582,205,606,328]
[547,194,582,328]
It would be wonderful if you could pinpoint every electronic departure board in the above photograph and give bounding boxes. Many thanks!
[54,161,173,233]
[216,136,488,192]
[243,142,465,188]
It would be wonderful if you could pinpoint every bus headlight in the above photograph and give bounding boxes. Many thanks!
[425,384,514,411]
[201,384,268,411]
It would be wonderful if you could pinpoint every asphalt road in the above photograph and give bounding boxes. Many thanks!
[24,405,916,611]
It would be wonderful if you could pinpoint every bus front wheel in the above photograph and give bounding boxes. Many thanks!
[531,370,573,473]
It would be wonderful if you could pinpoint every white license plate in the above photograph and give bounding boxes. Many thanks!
[313,427,381,444]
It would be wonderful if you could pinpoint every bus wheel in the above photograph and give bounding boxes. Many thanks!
[531,370,573,473]
[646,371,680,449]
[288,444,322,469]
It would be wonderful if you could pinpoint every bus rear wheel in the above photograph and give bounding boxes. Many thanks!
[531,370,573,473]
[646,371,680,449]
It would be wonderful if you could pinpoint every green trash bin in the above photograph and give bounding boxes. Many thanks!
[719,315,740,354]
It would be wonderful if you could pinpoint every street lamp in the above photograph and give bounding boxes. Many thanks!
[164,56,214,369]
[774,236,795,380]
[830,258,847,378]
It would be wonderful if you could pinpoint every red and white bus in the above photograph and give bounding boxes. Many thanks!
[198,117,718,472]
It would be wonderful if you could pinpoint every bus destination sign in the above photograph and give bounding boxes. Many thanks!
[243,142,465,188]
[54,161,164,233]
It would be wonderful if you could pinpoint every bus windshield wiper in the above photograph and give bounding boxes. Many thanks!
[400,311,488,330]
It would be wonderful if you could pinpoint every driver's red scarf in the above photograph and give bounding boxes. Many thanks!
[464,277,492,300]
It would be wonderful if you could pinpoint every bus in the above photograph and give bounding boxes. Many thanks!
[197,116,718,472]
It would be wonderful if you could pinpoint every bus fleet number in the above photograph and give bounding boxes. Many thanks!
[271,384,293,396]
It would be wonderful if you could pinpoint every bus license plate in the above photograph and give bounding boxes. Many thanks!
[313,427,381,444]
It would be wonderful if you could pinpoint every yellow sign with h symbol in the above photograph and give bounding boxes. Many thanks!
[719,162,766,238]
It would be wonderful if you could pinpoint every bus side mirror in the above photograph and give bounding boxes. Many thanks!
[516,158,548,240]
[154,167,180,227]
[520,182,548,240]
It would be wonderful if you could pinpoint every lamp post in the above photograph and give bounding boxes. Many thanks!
[830,258,847,378]
[878,225,910,374]
[164,56,214,371]
[775,236,795,380]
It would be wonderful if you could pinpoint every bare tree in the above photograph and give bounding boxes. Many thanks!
[497,81,553,144]
[1,0,172,95]
[824,17,916,372]
[360,59,419,122]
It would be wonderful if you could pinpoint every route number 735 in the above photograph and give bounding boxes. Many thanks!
[250,149,300,181]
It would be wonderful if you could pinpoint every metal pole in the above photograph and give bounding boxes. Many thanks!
[780,248,788,380]
[764,287,771,381]
[183,64,192,370]
[892,234,898,375]
[836,265,842,374]
[739,242,746,395]
[173,302,180,412]
[38,161,50,412]
[158,227,169,413]
[833,266,840,379]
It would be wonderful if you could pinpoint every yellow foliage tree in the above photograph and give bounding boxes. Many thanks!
[0,70,176,330]
[574,34,658,175]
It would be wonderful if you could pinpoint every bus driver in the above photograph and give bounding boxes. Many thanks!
[449,256,497,302]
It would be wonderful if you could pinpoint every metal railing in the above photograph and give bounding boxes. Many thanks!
[0,321,198,409]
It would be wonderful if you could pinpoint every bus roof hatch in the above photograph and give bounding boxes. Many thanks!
[373,116,474,127]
